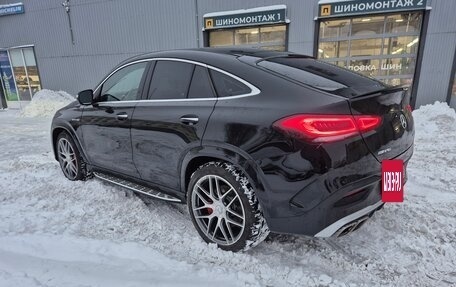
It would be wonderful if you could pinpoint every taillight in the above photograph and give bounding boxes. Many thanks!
[273,114,382,142]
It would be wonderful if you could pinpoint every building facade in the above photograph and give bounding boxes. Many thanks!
[0,0,455,109]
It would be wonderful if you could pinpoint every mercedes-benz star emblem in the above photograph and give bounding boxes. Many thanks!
[400,114,407,129]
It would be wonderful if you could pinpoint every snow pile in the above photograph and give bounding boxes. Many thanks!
[20,89,75,118]
[408,101,456,193]
[0,101,455,286]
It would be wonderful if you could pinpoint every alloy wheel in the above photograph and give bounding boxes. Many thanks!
[57,138,78,180]
[191,174,246,246]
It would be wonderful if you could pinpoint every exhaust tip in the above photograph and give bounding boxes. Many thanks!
[334,216,369,237]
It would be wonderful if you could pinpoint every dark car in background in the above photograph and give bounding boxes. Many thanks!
[51,48,414,251]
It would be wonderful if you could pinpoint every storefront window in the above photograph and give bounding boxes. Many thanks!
[235,28,259,45]
[384,78,413,87]
[261,45,286,51]
[351,16,385,36]
[208,24,286,51]
[7,47,41,102]
[330,61,346,68]
[318,41,348,58]
[385,13,421,34]
[209,30,233,47]
[350,38,383,57]
[349,59,381,77]
[379,57,416,76]
[317,12,423,88]
[0,50,18,102]
[319,19,350,38]
[383,36,419,55]
[260,25,286,44]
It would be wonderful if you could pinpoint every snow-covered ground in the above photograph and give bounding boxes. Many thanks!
[0,91,455,286]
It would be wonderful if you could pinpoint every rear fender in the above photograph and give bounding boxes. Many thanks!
[180,143,271,216]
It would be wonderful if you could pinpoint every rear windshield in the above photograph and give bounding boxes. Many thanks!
[257,57,388,98]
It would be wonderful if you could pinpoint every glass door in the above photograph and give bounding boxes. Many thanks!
[23,48,42,96]
[8,47,41,102]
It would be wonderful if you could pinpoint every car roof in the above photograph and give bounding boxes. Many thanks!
[118,48,311,68]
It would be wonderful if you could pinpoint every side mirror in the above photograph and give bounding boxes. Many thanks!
[77,89,94,105]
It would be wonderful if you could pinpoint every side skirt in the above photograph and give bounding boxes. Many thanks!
[93,172,182,203]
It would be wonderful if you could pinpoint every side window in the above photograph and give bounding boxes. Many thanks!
[188,66,215,99]
[100,62,147,102]
[209,70,251,97]
[148,61,194,100]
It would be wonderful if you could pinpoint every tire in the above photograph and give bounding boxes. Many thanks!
[187,161,269,252]
[56,131,86,181]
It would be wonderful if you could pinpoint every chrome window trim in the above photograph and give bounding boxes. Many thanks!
[97,98,216,106]
[93,59,151,94]
[207,64,261,98]
[93,57,260,104]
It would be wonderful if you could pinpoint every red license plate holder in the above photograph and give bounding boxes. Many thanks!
[381,160,404,203]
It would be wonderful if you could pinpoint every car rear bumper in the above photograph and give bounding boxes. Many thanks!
[314,200,384,237]
[261,144,413,237]
[265,175,383,236]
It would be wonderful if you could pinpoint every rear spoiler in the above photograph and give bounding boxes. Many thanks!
[350,85,408,99]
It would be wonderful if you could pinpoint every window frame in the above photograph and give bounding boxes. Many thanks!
[187,65,217,99]
[140,58,259,101]
[94,58,260,103]
[208,68,253,98]
[146,60,195,100]
[94,60,150,103]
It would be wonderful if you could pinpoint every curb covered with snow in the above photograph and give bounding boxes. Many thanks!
[20,89,75,118]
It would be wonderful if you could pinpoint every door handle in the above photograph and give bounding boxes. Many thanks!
[116,113,129,120]
[180,115,199,125]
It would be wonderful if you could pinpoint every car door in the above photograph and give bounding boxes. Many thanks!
[131,60,217,191]
[79,61,149,177]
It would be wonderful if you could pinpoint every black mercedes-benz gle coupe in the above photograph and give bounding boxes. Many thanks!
[51,48,414,251]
